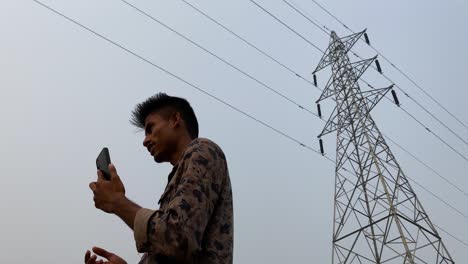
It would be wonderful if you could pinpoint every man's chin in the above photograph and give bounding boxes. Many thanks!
[153,154,164,163]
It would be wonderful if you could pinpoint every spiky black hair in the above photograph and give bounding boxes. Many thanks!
[130,93,199,139]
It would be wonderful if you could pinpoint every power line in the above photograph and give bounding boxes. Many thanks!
[179,0,321,93]
[435,224,468,247]
[385,135,468,198]
[309,0,468,132]
[408,177,468,220]
[30,0,325,158]
[248,0,324,53]
[280,0,329,35]
[30,0,468,248]
[247,0,468,221]
[282,0,468,150]
[179,0,468,200]
[300,0,468,145]
[399,106,468,162]
[284,0,468,149]
[248,0,468,164]
[308,0,351,31]
[349,51,468,148]
[118,0,319,118]
[126,0,468,170]
[122,0,468,207]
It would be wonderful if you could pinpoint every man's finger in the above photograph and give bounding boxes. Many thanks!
[86,254,97,264]
[85,250,90,263]
[92,246,113,260]
[97,170,106,182]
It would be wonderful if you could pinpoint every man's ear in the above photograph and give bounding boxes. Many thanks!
[171,112,182,128]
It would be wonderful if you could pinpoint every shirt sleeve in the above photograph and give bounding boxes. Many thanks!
[134,142,224,262]
[134,208,156,250]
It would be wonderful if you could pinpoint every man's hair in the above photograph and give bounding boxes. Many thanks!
[130,93,199,139]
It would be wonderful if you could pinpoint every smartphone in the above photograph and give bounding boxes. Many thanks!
[96,147,111,181]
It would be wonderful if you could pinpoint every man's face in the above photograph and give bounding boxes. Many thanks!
[142,112,177,163]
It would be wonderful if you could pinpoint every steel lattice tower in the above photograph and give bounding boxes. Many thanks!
[313,30,454,264]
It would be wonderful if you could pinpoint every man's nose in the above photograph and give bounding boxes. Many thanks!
[143,136,150,147]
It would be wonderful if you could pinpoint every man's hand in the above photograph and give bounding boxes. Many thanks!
[84,246,127,264]
[89,163,126,214]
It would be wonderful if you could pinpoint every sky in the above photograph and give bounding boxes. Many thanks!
[1,0,467,263]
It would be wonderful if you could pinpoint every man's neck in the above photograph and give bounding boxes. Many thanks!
[170,136,194,166]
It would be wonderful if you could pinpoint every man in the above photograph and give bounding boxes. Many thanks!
[86,93,234,264]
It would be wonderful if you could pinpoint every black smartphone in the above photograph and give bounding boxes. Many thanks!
[96,147,111,180]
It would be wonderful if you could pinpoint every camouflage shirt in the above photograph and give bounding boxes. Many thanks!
[134,138,233,264]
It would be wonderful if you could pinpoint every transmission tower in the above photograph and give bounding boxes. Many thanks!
[313,30,454,263]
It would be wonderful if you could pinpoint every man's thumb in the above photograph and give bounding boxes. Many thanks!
[109,164,125,191]
[108,163,117,177]
[109,164,120,181]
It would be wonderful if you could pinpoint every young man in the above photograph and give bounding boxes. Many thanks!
[86,93,233,264]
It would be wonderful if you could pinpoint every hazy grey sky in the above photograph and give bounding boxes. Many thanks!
[1,0,467,263]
